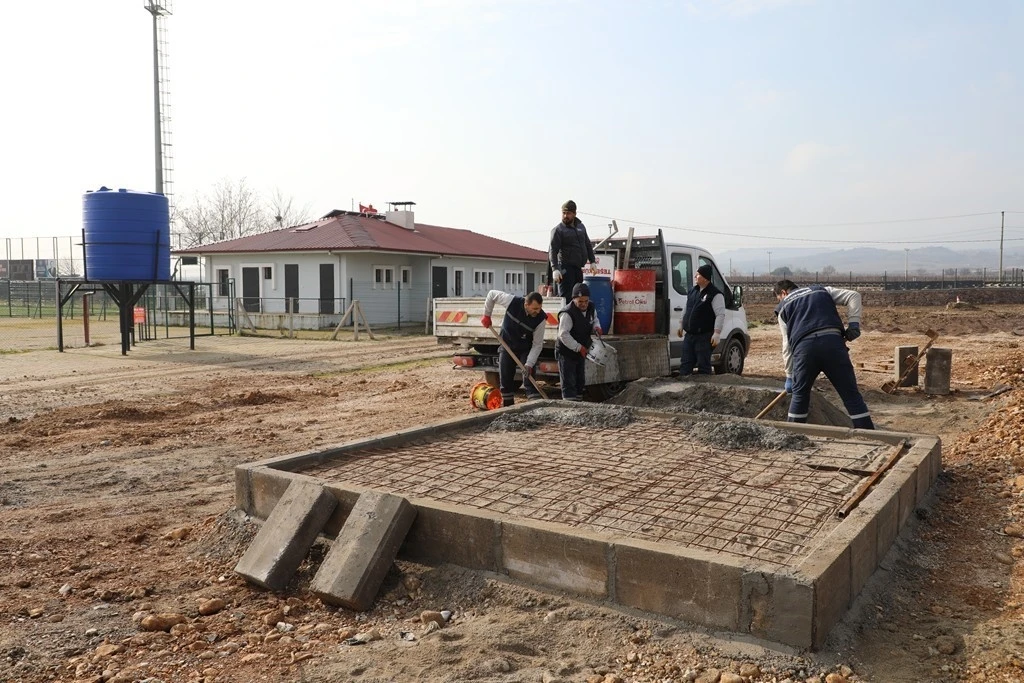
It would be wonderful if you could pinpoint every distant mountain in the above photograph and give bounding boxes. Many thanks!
[718,246,1024,277]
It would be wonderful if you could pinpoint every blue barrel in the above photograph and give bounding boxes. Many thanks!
[83,187,170,281]
[584,275,613,334]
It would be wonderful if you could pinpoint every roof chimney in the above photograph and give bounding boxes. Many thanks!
[385,201,416,230]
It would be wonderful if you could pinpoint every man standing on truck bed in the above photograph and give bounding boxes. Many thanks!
[773,279,875,430]
[556,282,602,401]
[679,264,725,375]
[549,200,597,302]
[481,289,547,407]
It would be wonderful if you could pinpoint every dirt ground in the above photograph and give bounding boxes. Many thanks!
[3,303,1024,683]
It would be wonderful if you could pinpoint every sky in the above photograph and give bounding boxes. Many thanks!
[1,0,1022,262]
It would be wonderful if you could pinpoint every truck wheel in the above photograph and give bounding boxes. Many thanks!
[716,338,745,375]
[484,371,500,388]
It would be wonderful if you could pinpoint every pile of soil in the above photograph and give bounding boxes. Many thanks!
[608,376,852,427]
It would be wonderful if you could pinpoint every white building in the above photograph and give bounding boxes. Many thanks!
[173,206,549,328]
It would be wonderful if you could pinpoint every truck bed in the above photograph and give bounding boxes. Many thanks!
[433,297,671,386]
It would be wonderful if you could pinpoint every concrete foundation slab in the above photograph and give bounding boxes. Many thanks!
[234,478,338,591]
[235,402,940,649]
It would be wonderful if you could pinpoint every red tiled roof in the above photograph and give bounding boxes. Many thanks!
[173,213,547,262]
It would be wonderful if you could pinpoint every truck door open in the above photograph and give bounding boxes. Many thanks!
[667,250,694,368]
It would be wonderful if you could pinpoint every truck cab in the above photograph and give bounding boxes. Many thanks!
[593,232,749,375]
[666,245,749,374]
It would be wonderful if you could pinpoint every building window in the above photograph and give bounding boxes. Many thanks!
[401,267,412,286]
[217,268,230,297]
[504,271,524,289]
[473,269,494,291]
[263,267,272,280]
[374,266,396,289]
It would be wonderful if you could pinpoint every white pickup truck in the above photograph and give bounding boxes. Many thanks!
[434,231,750,398]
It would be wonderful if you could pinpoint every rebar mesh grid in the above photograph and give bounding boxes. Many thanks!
[301,415,890,568]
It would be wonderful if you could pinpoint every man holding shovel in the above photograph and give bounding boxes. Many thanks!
[774,279,874,429]
[481,289,547,407]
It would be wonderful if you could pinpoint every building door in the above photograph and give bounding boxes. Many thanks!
[526,272,535,293]
[319,264,335,314]
[241,267,261,312]
[432,266,447,298]
[284,264,299,312]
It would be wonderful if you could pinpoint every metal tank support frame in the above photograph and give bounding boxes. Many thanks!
[55,278,198,355]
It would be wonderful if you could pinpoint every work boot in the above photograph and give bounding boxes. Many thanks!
[852,415,875,430]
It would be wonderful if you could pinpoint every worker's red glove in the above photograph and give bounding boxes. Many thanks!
[579,346,588,358]
[480,315,492,329]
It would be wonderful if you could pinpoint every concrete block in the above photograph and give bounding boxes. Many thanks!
[848,513,878,600]
[311,491,416,611]
[895,345,919,387]
[501,520,608,599]
[929,437,944,485]
[246,468,295,521]
[874,489,899,561]
[401,501,501,571]
[803,548,851,650]
[924,347,952,395]
[235,479,338,591]
[910,441,939,507]
[743,571,813,648]
[614,542,741,631]
[895,461,918,531]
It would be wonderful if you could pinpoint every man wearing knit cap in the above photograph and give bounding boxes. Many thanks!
[555,282,602,401]
[548,200,597,303]
[678,263,725,375]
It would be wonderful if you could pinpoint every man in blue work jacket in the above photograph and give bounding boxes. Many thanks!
[774,279,875,430]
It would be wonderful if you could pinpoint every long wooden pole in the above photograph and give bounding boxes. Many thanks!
[755,391,788,420]
[837,441,907,518]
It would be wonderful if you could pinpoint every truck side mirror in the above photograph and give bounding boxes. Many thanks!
[732,285,744,307]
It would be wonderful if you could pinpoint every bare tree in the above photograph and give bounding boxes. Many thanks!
[174,178,308,248]
[821,264,837,277]
[268,188,313,230]
[56,258,80,277]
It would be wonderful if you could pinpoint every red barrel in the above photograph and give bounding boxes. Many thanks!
[612,269,656,334]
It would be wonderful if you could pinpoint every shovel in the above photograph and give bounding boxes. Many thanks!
[487,327,549,400]
[755,390,788,420]
[882,328,939,394]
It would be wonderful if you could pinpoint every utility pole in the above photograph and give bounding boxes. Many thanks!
[1000,211,1005,282]
[767,251,772,276]
[904,248,909,281]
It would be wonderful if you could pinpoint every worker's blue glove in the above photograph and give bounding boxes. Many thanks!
[845,322,861,341]
[784,377,793,394]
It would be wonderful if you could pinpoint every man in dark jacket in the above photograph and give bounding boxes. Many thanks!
[549,200,597,303]
[774,279,874,429]
[555,282,602,401]
[481,289,547,407]
[679,264,725,375]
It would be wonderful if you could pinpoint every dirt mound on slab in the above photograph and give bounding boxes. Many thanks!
[488,404,637,432]
[608,376,853,427]
[685,420,814,451]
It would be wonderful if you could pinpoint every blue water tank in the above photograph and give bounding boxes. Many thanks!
[83,187,170,281]
[584,275,613,334]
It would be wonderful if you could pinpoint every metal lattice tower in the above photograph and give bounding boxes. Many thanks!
[144,1,175,222]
